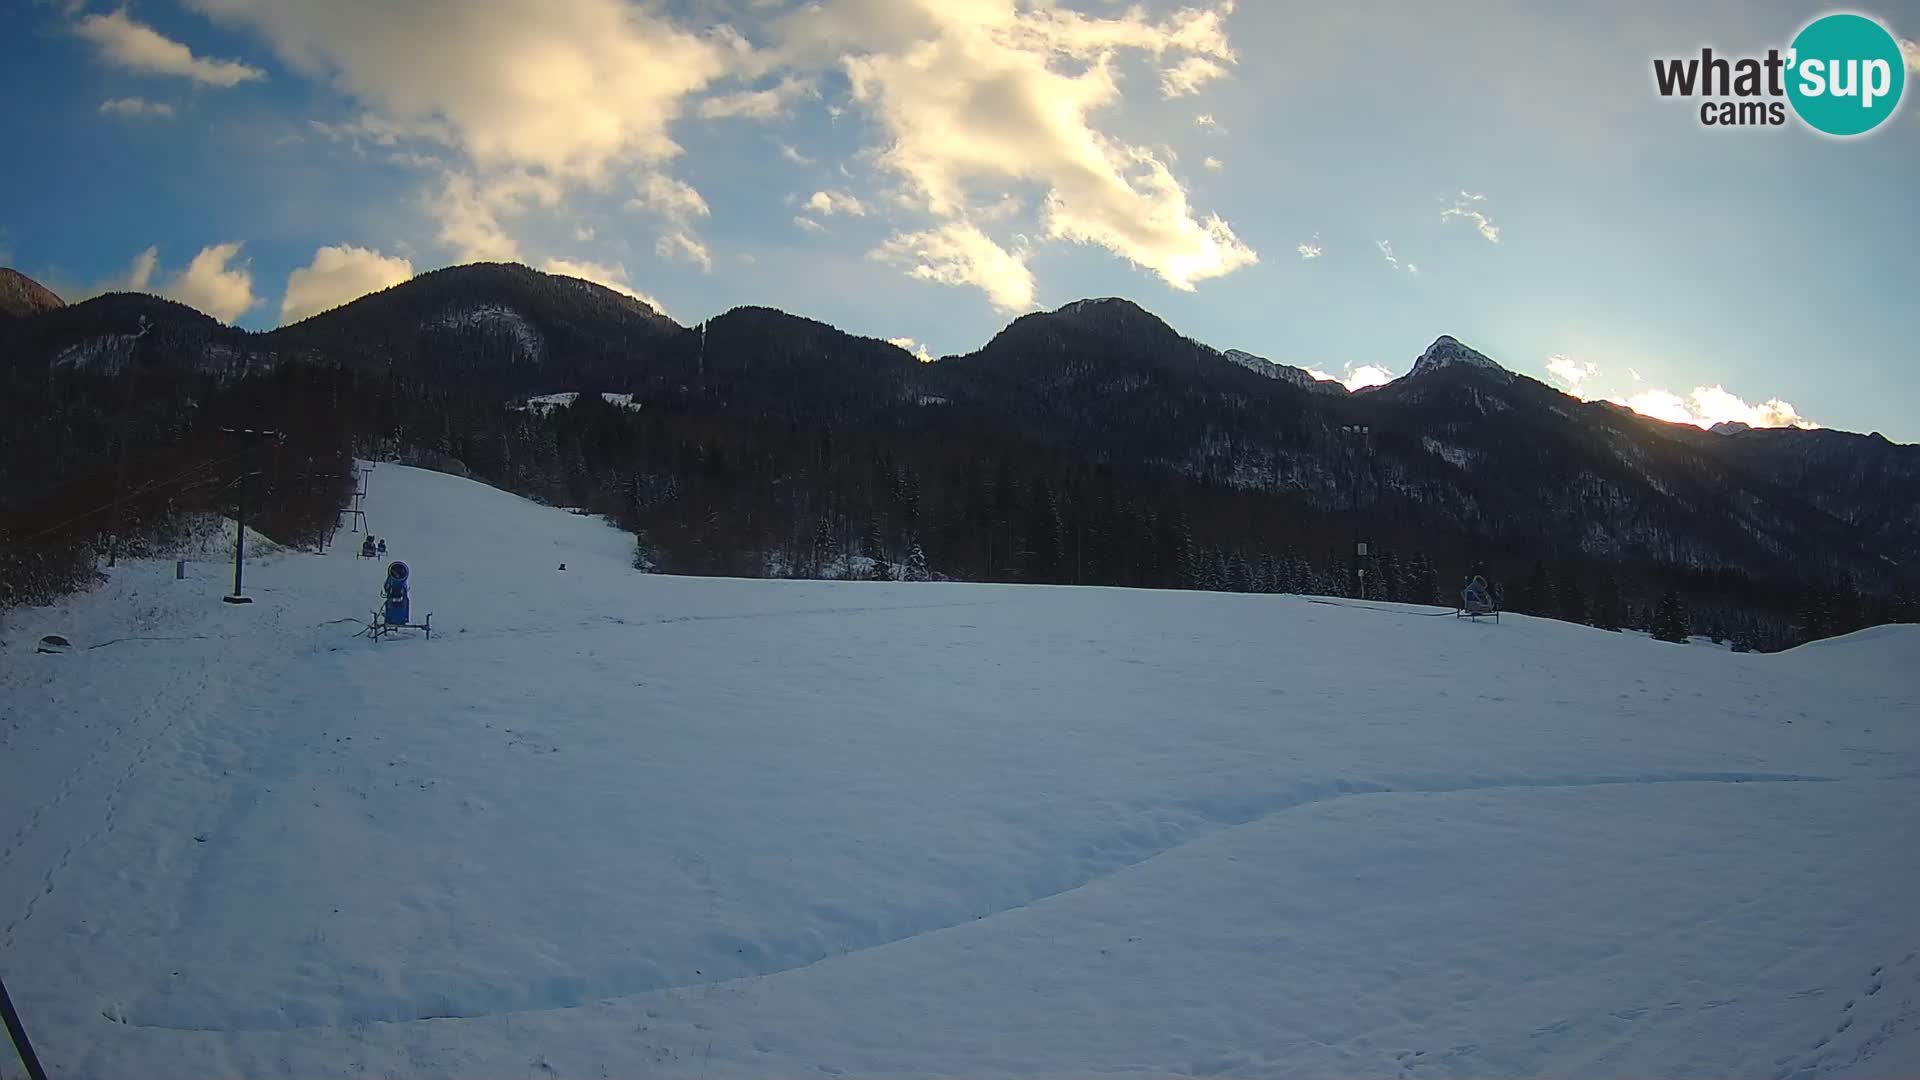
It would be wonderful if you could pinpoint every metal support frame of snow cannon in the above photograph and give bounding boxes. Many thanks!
[1456,604,1500,623]
[362,609,432,641]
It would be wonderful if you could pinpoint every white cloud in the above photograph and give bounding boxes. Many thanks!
[190,0,736,262]
[1376,239,1416,273]
[1612,386,1818,430]
[1347,364,1396,389]
[1902,37,1919,74]
[109,246,161,292]
[777,141,815,166]
[794,216,827,233]
[1194,113,1219,129]
[1545,356,1816,431]
[1202,156,1223,170]
[699,74,815,119]
[280,244,413,324]
[76,10,265,87]
[1161,55,1228,98]
[161,242,258,322]
[772,0,1252,305]
[1296,234,1323,260]
[310,112,447,149]
[1305,363,1396,391]
[192,0,728,182]
[99,96,176,118]
[541,257,670,317]
[874,221,1036,313]
[431,169,562,261]
[806,189,868,217]
[1441,190,1501,243]
[655,229,713,271]
[623,171,713,270]
[628,171,711,220]
[887,336,934,362]
[1544,354,1598,393]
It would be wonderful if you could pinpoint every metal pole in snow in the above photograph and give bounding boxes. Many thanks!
[224,471,253,604]
[0,974,50,1080]
[234,471,245,596]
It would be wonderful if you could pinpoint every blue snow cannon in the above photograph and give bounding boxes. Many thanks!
[383,560,411,625]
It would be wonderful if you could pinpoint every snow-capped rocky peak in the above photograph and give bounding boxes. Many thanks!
[1407,335,1509,380]
[1219,349,1349,394]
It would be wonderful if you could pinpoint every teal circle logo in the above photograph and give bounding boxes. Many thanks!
[1786,13,1905,136]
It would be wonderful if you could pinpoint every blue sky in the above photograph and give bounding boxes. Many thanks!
[4,0,1917,439]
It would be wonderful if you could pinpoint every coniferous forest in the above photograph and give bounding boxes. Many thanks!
[3,263,1915,651]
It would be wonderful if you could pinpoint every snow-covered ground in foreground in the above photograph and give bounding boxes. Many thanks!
[2,464,1918,1080]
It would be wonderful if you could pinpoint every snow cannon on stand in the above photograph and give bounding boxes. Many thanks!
[383,561,410,624]
[359,559,433,641]
[1457,575,1500,623]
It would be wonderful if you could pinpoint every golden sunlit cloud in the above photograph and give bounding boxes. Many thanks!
[77,10,266,86]
[280,244,413,323]
[873,221,1036,313]
[541,256,670,316]
[772,0,1252,307]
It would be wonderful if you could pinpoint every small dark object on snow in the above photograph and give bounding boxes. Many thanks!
[36,635,73,654]
[377,539,387,555]
[359,535,378,559]
[557,563,567,571]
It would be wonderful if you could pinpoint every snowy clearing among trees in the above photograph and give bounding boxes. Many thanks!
[2,465,1916,1079]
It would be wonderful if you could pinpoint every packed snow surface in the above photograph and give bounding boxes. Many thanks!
[2,465,1917,1080]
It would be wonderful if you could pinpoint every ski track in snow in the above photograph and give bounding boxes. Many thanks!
[2,463,1916,1080]
[116,769,1837,1032]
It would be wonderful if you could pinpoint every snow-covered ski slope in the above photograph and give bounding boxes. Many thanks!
[3,464,1918,1080]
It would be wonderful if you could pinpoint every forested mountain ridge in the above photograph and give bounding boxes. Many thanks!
[2,262,1912,647]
